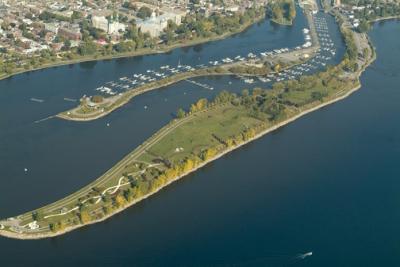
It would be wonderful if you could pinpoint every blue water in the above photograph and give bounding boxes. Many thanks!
[0,8,314,217]
[1,10,399,267]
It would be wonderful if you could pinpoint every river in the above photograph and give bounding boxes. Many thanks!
[1,7,399,267]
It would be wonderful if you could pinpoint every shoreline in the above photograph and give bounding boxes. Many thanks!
[371,15,400,23]
[0,15,266,83]
[0,41,376,239]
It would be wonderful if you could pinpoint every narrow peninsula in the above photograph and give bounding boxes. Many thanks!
[0,3,375,238]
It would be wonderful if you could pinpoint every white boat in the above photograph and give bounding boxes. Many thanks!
[30,98,44,103]
[258,77,270,83]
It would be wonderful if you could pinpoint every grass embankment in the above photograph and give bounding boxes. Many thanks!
[0,14,266,83]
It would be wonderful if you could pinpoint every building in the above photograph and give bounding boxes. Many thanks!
[92,16,109,32]
[92,15,126,34]
[108,21,126,34]
[44,22,59,34]
[137,10,185,37]
[58,24,82,41]
[225,5,239,12]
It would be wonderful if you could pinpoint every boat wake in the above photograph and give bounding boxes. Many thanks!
[208,251,313,266]
[297,251,313,259]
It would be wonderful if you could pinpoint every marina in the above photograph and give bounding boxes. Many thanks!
[73,12,339,104]
[19,5,342,114]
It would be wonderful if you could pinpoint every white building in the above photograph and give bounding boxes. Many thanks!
[45,22,60,34]
[92,15,126,34]
[92,16,109,32]
[226,5,239,12]
[108,21,126,34]
[137,10,185,37]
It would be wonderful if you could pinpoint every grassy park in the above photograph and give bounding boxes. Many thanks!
[138,104,264,165]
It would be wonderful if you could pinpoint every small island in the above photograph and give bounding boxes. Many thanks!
[268,0,297,25]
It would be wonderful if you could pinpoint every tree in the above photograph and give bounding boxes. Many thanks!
[71,11,83,20]
[91,95,104,103]
[49,221,66,232]
[358,20,370,33]
[195,98,208,111]
[79,210,91,224]
[137,6,152,19]
[201,147,217,161]
[123,1,136,10]
[113,41,135,52]
[125,25,138,40]
[64,39,71,50]
[115,194,126,207]
[311,91,326,101]
[123,188,133,201]
[32,211,43,221]
[241,89,249,97]
[78,40,97,55]
[164,29,175,44]
[181,158,195,173]
[176,108,186,118]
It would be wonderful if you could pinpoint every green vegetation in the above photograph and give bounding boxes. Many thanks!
[268,0,296,25]
[136,6,153,19]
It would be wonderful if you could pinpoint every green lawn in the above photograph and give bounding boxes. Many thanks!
[139,105,263,164]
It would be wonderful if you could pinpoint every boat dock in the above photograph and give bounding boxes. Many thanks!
[185,79,214,90]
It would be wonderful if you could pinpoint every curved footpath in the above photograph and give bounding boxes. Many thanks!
[0,34,376,239]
